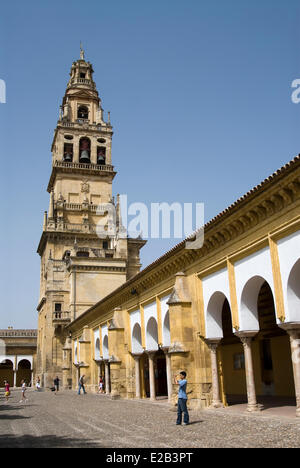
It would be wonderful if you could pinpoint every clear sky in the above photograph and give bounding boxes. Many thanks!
[0,0,299,329]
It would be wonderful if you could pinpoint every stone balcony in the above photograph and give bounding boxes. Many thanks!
[56,120,112,133]
[47,161,116,192]
[53,160,114,172]
[53,311,71,326]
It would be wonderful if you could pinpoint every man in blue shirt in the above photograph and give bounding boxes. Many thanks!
[174,371,189,425]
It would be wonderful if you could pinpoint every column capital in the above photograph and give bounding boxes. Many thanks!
[235,331,258,346]
[145,350,156,359]
[278,322,300,338]
[205,338,222,352]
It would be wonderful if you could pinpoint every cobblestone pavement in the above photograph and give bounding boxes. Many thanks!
[0,390,299,448]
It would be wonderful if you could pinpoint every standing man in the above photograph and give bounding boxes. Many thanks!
[174,371,189,426]
[78,375,87,395]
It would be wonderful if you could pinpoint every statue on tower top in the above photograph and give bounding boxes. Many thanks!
[80,41,85,60]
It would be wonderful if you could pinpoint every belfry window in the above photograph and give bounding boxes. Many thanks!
[63,143,73,162]
[54,303,62,319]
[79,137,91,163]
[80,72,86,79]
[77,105,88,120]
[97,146,106,165]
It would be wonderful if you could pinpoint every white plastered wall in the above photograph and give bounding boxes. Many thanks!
[277,230,300,323]
[160,295,171,346]
[203,268,231,339]
[144,302,158,351]
[235,246,277,331]
[129,309,143,354]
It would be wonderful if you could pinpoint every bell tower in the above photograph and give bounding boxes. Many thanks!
[36,49,146,388]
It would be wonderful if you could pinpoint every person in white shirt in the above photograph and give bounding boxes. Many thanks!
[19,380,28,403]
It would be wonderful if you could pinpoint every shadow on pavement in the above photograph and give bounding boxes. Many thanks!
[0,434,103,448]
[187,420,203,425]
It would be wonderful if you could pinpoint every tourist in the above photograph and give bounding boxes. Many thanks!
[19,380,28,403]
[36,377,41,391]
[98,375,104,394]
[78,375,86,395]
[4,380,10,404]
[54,376,60,394]
[174,371,189,426]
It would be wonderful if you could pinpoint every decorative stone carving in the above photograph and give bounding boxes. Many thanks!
[81,180,90,193]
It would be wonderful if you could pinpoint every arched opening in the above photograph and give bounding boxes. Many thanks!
[287,258,300,322]
[141,317,167,399]
[77,105,88,120]
[97,146,106,165]
[79,137,91,164]
[255,281,294,405]
[63,143,73,162]
[95,338,101,360]
[206,291,229,339]
[225,279,296,411]
[17,359,31,387]
[132,323,143,354]
[240,275,267,331]
[146,318,158,351]
[220,298,247,405]
[0,359,14,388]
[103,335,109,360]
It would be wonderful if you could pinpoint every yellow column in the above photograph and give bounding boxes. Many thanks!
[156,297,163,346]
[140,305,146,348]
[269,236,285,322]
[198,278,206,337]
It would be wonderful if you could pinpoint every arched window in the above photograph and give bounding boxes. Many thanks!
[77,105,88,120]
[79,137,91,163]
[63,143,73,162]
[97,146,106,165]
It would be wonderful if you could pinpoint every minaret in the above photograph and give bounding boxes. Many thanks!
[36,51,146,388]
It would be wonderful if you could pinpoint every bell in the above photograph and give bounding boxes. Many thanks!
[64,152,72,162]
[97,154,105,165]
[80,150,90,163]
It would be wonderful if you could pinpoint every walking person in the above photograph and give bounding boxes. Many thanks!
[174,371,189,426]
[54,376,60,395]
[78,375,87,395]
[98,375,104,394]
[4,380,10,404]
[19,380,28,404]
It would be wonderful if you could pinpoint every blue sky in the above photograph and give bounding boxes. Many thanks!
[0,0,299,328]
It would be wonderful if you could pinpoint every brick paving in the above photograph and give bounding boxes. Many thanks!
[0,390,299,448]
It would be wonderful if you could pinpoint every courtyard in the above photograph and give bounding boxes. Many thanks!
[0,390,299,448]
